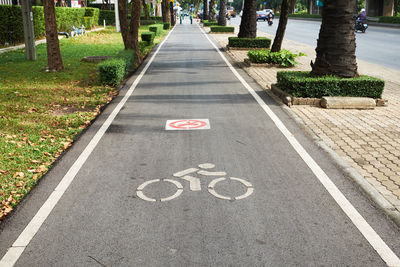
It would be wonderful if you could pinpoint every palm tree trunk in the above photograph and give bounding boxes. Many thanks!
[209,0,216,21]
[203,0,208,20]
[271,0,289,52]
[218,0,226,26]
[311,0,358,78]
[142,0,150,20]
[43,0,63,71]
[238,0,256,38]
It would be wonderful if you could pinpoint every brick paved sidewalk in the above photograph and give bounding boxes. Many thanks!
[208,27,400,212]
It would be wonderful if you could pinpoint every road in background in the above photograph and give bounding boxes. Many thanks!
[230,17,400,71]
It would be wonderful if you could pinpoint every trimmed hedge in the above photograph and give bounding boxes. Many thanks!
[149,24,163,35]
[141,16,163,21]
[99,10,115,25]
[163,22,170,30]
[379,16,400,24]
[276,71,385,99]
[141,31,155,45]
[203,21,218,26]
[0,5,100,45]
[210,26,234,32]
[99,59,127,86]
[141,19,157,25]
[248,49,305,67]
[83,16,94,29]
[85,7,99,26]
[228,37,271,48]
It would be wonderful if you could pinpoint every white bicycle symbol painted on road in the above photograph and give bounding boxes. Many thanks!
[136,163,254,202]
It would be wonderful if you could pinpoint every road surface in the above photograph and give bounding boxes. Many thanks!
[230,17,400,71]
[0,22,400,266]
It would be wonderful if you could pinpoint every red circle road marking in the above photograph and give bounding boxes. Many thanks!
[169,120,207,129]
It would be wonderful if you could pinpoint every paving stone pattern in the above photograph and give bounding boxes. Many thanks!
[209,27,400,212]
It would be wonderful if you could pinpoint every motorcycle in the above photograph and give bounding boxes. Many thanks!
[355,18,368,33]
[268,16,273,26]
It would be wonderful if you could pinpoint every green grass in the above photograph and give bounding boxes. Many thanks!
[0,26,169,220]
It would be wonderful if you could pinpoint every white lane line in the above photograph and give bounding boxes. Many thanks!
[0,27,177,267]
[197,25,400,266]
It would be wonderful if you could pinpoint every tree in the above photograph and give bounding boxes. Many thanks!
[203,0,208,20]
[119,0,142,65]
[162,0,171,23]
[43,0,63,71]
[271,0,290,52]
[311,0,358,78]
[238,0,257,38]
[209,0,217,21]
[142,0,150,19]
[218,0,227,26]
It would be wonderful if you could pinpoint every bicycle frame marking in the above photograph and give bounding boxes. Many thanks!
[136,163,254,202]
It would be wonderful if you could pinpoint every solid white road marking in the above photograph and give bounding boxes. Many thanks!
[198,24,400,266]
[137,191,157,202]
[198,163,215,169]
[173,168,198,178]
[137,179,161,191]
[207,177,254,200]
[208,177,226,189]
[0,26,178,267]
[181,175,201,191]
[137,179,184,202]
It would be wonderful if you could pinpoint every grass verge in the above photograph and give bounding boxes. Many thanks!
[0,26,169,221]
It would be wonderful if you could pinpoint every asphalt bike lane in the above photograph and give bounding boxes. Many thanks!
[1,22,400,266]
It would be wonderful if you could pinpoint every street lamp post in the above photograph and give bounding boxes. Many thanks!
[115,0,121,32]
[21,0,36,60]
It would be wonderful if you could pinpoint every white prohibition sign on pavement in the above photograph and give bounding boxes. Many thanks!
[165,119,210,130]
[198,24,400,266]
[136,163,254,202]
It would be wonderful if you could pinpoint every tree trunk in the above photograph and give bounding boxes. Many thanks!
[119,0,133,49]
[271,0,290,52]
[203,0,208,20]
[289,0,296,13]
[162,0,171,22]
[218,0,226,26]
[142,0,150,20]
[308,0,313,14]
[238,0,256,38]
[311,0,358,78]
[43,0,63,71]
[130,0,142,65]
[209,0,216,21]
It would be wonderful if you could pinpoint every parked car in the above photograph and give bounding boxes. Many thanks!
[256,11,267,21]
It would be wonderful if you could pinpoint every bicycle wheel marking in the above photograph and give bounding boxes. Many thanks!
[208,177,254,201]
[136,179,183,202]
[165,119,210,130]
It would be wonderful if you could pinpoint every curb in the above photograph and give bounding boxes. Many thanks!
[263,88,400,228]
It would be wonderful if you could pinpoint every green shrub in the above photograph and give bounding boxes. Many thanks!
[84,7,100,26]
[99,10,115,25]
[98,59,127,86]
[0,5,89,45]
[141,16,163,21]
[247,49,305,67]
[55,7,86,32]
[141,19,156,25]
[149,24,163,35]
[163,22,170,30]
[379,16,400,24]
[228,37,271,48]
[83,16,94,29]
[141,31,155,45]
[210,26,234,32]
[203,21,218,26]
[277,71,385,98]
